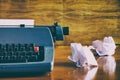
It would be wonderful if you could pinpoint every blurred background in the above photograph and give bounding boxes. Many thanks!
[0,0,120,46]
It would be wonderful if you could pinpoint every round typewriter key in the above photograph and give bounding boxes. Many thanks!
[34,46,39,52]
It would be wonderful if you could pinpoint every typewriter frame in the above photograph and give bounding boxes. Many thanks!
[0,27,54,73]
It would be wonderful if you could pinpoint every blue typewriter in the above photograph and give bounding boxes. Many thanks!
[0,22,69,73]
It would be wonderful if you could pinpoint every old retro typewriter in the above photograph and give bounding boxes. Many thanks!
[0,21,69,73]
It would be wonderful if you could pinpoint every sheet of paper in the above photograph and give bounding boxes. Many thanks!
[0,19,34,27]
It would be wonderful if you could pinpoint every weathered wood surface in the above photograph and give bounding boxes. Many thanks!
[0,0,120,45]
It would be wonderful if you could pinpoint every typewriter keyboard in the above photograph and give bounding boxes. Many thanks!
[0,43,44,63]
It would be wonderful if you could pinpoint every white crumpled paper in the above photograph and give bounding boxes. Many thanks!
[91,36,116,56]
[68,43,98,67]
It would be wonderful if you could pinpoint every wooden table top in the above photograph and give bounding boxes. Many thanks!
[0,46,120,80]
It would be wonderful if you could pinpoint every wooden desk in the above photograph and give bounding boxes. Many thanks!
[0,46,120,80]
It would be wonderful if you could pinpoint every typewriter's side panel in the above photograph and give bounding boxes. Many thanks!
[44,46,54,71]
[33,27,55,72]
[0,27,54,73]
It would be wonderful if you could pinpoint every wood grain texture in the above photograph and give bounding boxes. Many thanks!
[0,0,120,45]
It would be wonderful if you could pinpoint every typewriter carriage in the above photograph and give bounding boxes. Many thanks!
[0,22,69,73]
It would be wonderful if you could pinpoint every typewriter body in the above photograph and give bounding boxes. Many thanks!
[0,21,69,73]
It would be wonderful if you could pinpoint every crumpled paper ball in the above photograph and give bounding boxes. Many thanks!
[92,36,116,56]
[68,43,98,67]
